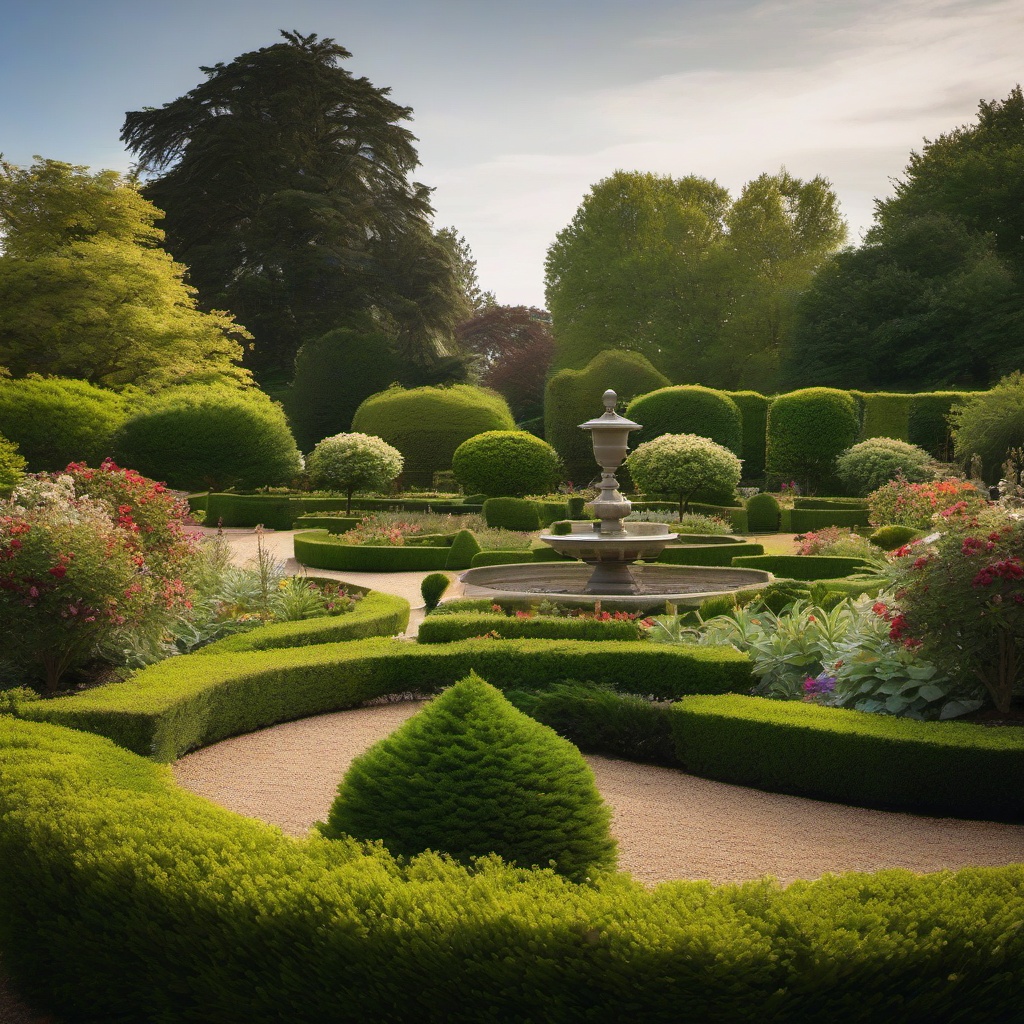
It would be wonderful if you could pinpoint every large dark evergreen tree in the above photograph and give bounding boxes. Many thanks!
[121,31,469,374]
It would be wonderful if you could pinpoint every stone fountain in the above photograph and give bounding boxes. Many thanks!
[457,389,772,609]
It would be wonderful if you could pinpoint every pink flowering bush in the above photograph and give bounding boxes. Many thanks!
[867,477,984,530]
[795,527,875,558]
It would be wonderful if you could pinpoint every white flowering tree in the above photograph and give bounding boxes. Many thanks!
[306,432,404,512]
[626,433,742,516]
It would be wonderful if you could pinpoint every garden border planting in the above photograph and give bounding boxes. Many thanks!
[417,612,645,643]
[294,530,452,571]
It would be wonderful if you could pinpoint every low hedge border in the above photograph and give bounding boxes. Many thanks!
[732,554,869,580]
[195,591,410,655]
[22,638,753,761]
[631,501,749,532]
[670,694,1024,820]
[294,531,452,572]
[291,515,363,534]
[793,497,869,510]
[417,613,645,644]
[790,508,871,531]
[657,542,765,566]
[3,719,1022,1024]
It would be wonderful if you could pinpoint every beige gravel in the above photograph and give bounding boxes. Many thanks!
[174,701,1024,886]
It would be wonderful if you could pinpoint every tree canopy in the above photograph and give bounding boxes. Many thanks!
[0,158,250,389]
[121,30,469,374]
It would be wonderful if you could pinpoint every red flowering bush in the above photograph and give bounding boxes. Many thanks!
[883,509,1024,713]
[867,477,984,530]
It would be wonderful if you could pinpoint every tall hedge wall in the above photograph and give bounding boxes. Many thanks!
[626,386,743,455]
[352,384,515,488]
[852,392,913,442]
[907,391,973,460]
[723,390,769,478]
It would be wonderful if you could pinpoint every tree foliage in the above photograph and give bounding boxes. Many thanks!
[0,158,250,389]
[950,372,1024,481]
[306,432,403,511]
[122,31,468,374]
[625,434,742,515]
[451,430,561,497]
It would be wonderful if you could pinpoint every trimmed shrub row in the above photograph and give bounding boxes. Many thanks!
[630,501,749,531]
[417,613,645,644]
[789,508,871,531]
[294,531,453,572]
[731,554,870,580]
[3,718,1022,1024]
[793,497,869,510]
[291,515,362,534]
[656,541,765,567]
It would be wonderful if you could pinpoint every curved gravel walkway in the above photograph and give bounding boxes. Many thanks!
[174,700,1024,886]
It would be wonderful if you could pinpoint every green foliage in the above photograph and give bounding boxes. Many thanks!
[792,497,869,509]
[306,432,403,512]
[626,385,743,453]
[853,392,913,441]
[951,372,1024,480]
[731,554,870,580]
[0,432,26,494]
[352,384,515,487]
[836,438,937,496]
[295,530,452,572]
[795,528,876,559]
[420,573,450,611]
[320,674,617,881]
[626,433,742,515]
[869,525,923,551]
[907,391,970,459]
[113,385,303,491]
[656,541,765,566]
[444,529,481,570]
[544,349,670,485]
[0,157,250,388]
[765,387,859,491]
[482,497,542,531]
[452,430,561,497]
[745,492,780,531]
[418,613,644,643]
[723,390,769,477]
[470,550,531,567]
[867,478,983,530]
[0,376,128,471]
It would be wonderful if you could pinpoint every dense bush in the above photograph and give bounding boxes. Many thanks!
[420,573,450,610]
[626,385,743,454]
[724,390,769,477]
[867,478,984,529]
[950,372,1024,481]
[745,492,780,531]
[626,434,742,515]
[544,350,670,485]
[113,386,303,491]
[869,525,923,550]
[731,554,870,580]
[907,391,970,459]
[853,392,913,442]
[836,437,936,496]
[320,674,617,881]
[766,388,859,491]
[452,430,561,497]
[306,432,403,513]
[351,384,515,488]
[444,529,481,570]
[482,496,542,531]
[0,431,26,494]
[0,376,129,471]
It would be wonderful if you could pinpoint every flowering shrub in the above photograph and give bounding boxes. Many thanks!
[626,433,742,515]
[306,433,404,513]
[835,437,936,496]
[867,477,984,530]
[881,508,1024,713]
[795,527,875,559]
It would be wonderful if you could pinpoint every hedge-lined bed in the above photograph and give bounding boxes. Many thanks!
[291,515,363,533]
[657,541,765,566]
[22,637,753,761]
[417,612,645,644]
[731,554,869,580]
[294,530,455,571]
[1,718,1022,1024]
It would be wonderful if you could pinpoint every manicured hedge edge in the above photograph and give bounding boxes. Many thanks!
[22,638,752,761]
[731,554,869,580]
[657,542,765,566]
[195,592,410,654]
[417,613,644,644]
[793,497,869,510]
[670,694,1024,820]
[294,530,452,571]
[470,550,531,567]
[4,720,1022,1024]
[291,515,362,533]
[790,508,871,531]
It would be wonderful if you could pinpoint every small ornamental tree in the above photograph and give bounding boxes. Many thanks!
[451,430,561,497]
[306,433,404,513]
[320,673,617,882]
[835,438,937,497]
[882,509,1024,713]
[626,434,742,516]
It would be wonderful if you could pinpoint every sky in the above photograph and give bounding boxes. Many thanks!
[1,0,1021,307]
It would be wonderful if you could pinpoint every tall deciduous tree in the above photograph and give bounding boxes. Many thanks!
[121,30,465,374]
[0,158,250,389]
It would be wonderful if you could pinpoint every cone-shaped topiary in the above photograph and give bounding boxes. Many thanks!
[320,673,617,881]
[444,529,481,570]
[420,572,450,610]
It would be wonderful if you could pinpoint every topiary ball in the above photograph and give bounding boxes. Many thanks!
[745,492,781,532]
[320,673,617,881]
[420,572,450,610]
[626,385,743,455]
[451,430,561,497]
[836,437,936,496]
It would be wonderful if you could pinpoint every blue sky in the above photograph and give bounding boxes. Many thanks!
[1,0,1021,305]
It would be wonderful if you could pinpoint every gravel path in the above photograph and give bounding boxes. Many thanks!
[174,700,1024,886]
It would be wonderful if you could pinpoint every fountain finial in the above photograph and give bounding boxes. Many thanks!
[603,389,617,414]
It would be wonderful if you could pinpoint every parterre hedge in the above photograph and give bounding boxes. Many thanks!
[291,515,362,534]
[731,554,869,580]
[656,541,765,566]
[630,501,748,532]
[3,718,1022,1024]
[294,531,453,572]
[417,613,645,643]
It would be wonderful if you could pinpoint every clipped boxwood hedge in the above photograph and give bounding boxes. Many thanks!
[731,554,869,580]
[656,542,765,567]
[22,637,753,761]
[670,694,1024,820]
[852,392,913,442]
[470,550,532,568]
[294,531,452,572]
[790,508,871,531]
[417,613,644,643]
[291,515,362,534]
[724,390,769,478]
[3,719,1022,1024]
[793,497,869,509]
[626,385,743,454]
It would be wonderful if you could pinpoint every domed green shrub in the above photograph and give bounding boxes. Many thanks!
[950,373,1024,482]
[112,385,302,491]
[745,492,780,531]
[626,434,742,516]
[452,430,561,497]
[0,377,129,471]
[0,432,26,495]
[352,385,515,488]
[420,572,450,610]
[766,388,859,492]
[482,497,542,531]
[306,433,403,513]
[836,437,936,496]
[544,350,670,485]
[627,386,742,454]
[445,529,481,570]
[320,673,617,881]
[725,390,769,478]
[869,525,922,551]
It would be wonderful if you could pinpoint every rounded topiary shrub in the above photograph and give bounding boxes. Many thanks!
[320,673,617,881]
[351,385,515,488]
[420,572,450,610]
[0,432,27,495]
[836,437,936,496]
[626,386,743,455]
[626,434,742,516]
[745,492,780,532]
[870,525,922,551]
[306,433,403,513]
[0,377,129,471]
[766,388,859,492]
[452,430,561,497]
[112,385,303,491]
